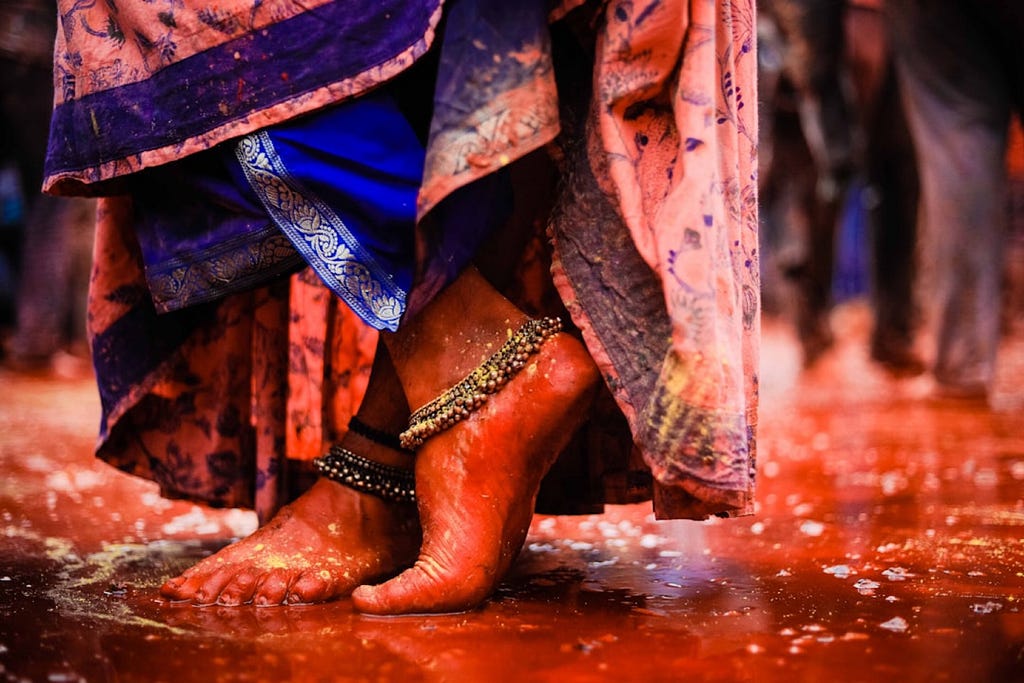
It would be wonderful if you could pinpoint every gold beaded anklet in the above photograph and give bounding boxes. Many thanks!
[313,445,416,503]
[399,316,562,450]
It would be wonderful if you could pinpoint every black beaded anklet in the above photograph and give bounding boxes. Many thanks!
[313,445,416,503]
[399,316,562,450]
[347,415,410,454]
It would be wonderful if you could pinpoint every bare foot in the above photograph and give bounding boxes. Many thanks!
[159,433,420,606]
[351,331,599,614]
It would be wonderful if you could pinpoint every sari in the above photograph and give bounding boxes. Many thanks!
[45,0,760,523]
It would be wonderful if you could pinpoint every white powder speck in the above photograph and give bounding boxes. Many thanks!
[879,617,909,632]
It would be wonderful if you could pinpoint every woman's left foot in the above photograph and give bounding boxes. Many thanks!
[351,331,599,614]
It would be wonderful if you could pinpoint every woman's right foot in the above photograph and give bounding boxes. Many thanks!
[160,336,419,607]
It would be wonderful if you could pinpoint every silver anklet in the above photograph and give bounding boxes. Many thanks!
[313,445,416,503]
[399,316,562,450]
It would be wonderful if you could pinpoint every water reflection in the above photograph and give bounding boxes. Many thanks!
[2,318,1023,682]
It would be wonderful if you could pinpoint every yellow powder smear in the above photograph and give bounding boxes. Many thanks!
[259,553,291,569]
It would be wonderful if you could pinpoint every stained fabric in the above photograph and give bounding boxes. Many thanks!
[89,198,376,520]
[45,0,443,194]
[52,0,759,522]
[128,146,302,314]
[549,0,760,517]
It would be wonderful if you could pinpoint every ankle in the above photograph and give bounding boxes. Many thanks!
[409,316,529,405]
[315,444,416,504]
[385,268,530,408]
[341,429,414,469]
[400,317,563,449]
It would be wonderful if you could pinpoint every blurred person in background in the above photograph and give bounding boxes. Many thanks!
[1,0,92,372]
[758,0,920,373]
[887,0,1024,402]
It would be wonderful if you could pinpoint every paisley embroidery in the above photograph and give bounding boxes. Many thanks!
[235,132,406,331]
[146,230,302,312]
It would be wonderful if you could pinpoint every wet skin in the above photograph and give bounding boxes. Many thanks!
[352,331,600,614]
[160,266,600,611]
[159,341,416,606]
[157,332,598,610]
[159,476,420,606]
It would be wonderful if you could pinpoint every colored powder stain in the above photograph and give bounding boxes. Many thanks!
[261,554,290,569]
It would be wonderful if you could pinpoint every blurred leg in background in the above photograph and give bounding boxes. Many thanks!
[845,1,922,374]
[887,0,1024,400]
[1,0,92,371]
[759,0,852,366]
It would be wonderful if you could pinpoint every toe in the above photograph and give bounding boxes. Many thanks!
[286,569,341,605]
[160,573,210,602]
[252,569,291,606]
[159,550,235,601]
[159,575,189,600]
[350,582,389,613]
[216,568,260,606]
[192,566,242,605]
[351,558,489,615]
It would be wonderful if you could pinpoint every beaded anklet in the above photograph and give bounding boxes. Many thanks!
[399,316,562,450]
[347,415,411,454]
[313,445,416,503]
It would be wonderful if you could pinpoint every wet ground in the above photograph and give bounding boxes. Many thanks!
[1,304,1023,683]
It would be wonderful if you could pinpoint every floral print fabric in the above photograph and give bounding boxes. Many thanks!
[89,198,377,521]
[64,0,758,521]
[46,0,442,194]
[550,0,759,517]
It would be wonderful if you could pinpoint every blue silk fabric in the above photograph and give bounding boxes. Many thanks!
[130,85,512,332]
[131,90,423,332]
[229,90,424,331]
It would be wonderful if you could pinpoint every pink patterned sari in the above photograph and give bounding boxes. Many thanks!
[51,0,759,522]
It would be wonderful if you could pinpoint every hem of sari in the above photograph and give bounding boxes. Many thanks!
[404,119,560,317]
[44,2,445,197]
[551,209,754,521]
[416,85,561,220]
